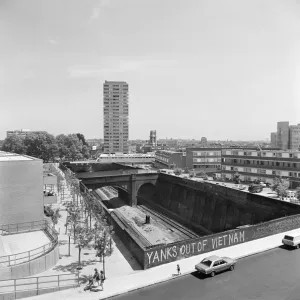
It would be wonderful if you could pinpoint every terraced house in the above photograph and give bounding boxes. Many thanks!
[222,148,300,188]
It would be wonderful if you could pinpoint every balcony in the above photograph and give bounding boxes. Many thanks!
[222,162,300,172]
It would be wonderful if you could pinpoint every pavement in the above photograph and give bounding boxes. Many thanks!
[41,167,142,281]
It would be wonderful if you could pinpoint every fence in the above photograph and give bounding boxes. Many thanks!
[0,220,58,267]
[0,220,47,235]
[0,273,79,300]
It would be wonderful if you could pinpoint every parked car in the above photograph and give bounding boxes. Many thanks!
[44,205,54,217]
[282,233,300,249]
[195,255,236,277]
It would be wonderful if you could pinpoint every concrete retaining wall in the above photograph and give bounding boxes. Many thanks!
[143,213,300,268]
[0,244,59,280]
[139,175,300,234]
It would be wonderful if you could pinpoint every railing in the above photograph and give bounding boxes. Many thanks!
[0,220,47,235]
[0,220,58,267]
[0,273,79,297]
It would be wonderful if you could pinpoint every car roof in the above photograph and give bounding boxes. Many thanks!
[284,233,300,238]
[204,255,221,261]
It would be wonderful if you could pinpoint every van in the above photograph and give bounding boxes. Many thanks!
[282,233,300,248]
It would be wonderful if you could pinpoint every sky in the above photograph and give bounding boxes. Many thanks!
[1,0,300,141]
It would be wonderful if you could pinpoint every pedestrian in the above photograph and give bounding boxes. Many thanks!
[177,264,181,275]
[100,270,105,290]
[93,268,100,286]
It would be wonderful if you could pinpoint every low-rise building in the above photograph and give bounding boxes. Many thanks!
[96,153,155,164]
[222,148,300,188]
[186,147,222,173]
[0,151,44,225]
[154,150,186,169]
[6,129,46,138]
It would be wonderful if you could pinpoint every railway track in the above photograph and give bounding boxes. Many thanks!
[138,204,198,239]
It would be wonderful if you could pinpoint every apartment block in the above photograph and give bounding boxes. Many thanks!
[154,150,186,169]
[270,132,277,148]
[222,148,300,188]
[103,81,129,153]
[289,124,300,150]
[186,147,222,173]
[277,122,290,150]
[6,129,46,138]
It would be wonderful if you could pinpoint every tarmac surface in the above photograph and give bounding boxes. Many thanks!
[112,246,300,300]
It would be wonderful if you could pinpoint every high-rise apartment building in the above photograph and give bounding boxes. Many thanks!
[289,124,300,150]
[270,121,300,150]
[103,81,129,153]
[200,137,208,146]
[149,130,157,146]
[270,132,277,148]
[276,122,290,150]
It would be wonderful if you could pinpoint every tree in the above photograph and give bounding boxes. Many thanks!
[66,203,81,242]
[76,133,88,146]
[233,172,241,184]
[75,224,93,268]
[94,222,114,279]
[24,132,59,162]
[271,177,290,200]
[174,168,182,175]
[50,206,62,229]
[56,134,89,161]
[1,135,27,154]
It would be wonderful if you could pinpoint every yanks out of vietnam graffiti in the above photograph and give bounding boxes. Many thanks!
[145,230,246,268]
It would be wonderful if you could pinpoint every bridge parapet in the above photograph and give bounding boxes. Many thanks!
[78,172,158,207]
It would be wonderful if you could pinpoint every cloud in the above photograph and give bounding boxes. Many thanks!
[88,0,112,23]
[68,59,177,78]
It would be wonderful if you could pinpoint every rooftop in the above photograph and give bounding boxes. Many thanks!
[224,148,300,153]
[98,153,155,158]
[0,151,38,162]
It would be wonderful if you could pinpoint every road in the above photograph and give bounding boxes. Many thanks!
[113,246,300,300]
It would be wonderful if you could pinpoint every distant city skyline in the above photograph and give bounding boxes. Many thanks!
[1,0,300,141]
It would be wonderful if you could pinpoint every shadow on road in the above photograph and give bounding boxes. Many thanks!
[278,244,296,251]
[190,271,207,280]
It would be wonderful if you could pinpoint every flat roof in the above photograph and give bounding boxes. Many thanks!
[224,148,300,153]
[0,151,38,161]
[98,154,154,158]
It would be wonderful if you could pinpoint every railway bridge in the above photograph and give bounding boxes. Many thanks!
[76,170,158,207]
